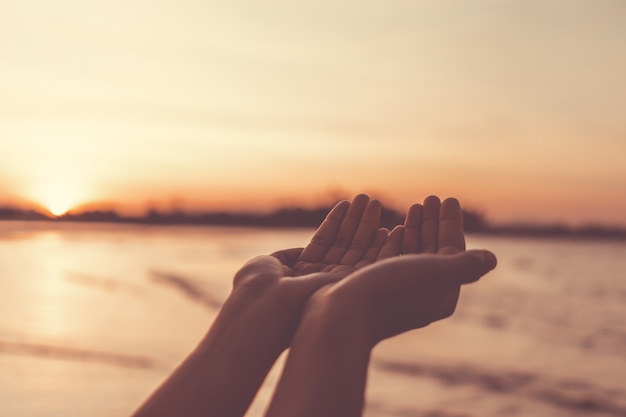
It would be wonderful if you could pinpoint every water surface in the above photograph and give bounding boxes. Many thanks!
[1,222,625,417]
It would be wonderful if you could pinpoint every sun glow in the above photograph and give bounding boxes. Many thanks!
[47,201,72,217]
[25,179,89,218]
[42,192,81,217]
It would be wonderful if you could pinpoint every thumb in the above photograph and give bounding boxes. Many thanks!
[442,250,497,285]
[271,247,304,266]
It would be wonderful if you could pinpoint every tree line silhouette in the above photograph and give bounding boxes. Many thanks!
[0,204,625,240]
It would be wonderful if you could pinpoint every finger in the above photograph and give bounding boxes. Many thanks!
[340,199,382,265]
[402,203,423,254]
[377,225,404,260]
[437,198,466,255]
[439,250,497,285]
[322,194,370,264]
[421,195,441,253]
[355,228,388,268]
[271,247,304,266]
[298,200,350,263]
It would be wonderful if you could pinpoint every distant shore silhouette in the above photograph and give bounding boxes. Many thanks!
[1,204,625,240]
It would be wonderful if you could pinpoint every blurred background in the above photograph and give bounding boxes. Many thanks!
[1,1,625,417]
[1,0,625,225]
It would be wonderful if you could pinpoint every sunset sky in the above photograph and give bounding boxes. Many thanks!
[1,1,625,225]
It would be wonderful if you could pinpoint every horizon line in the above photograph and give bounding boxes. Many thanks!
[1,204,626,240]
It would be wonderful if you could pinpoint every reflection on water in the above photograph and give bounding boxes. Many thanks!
[1,221,625,417]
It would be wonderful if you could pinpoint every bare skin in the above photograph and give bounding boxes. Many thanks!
[131,195,390,417]
[132,194,496,417]
[264,196,497,417]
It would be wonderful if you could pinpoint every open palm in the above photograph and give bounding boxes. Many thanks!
[376,195,466,260]
[315,196,492,344]
[273,194,466,279]
[272,194,389,278]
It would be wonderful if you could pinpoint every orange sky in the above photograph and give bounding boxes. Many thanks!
[1,1,625,225]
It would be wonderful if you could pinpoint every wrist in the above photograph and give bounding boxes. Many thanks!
[266,288,374,417]
[301,287,378,350]
[199,290,292,355]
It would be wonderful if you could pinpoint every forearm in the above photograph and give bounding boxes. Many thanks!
[132,296,287,417]
[265,295,374,417]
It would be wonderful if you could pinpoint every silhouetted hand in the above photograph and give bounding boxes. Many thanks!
[270,194,387,277]
[308,196,495,345]
[376,195,466,259]
[228,194,387,349]
[326,249,497,345]
[264,196,496,417]
[131,195,390,417]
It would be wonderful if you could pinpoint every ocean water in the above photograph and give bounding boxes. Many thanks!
[0,221,625,417]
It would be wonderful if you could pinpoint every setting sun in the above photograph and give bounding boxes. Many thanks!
[40,188,84,217]
[47,201,71,217]
[1,0,626,227]
[22,178,89,218]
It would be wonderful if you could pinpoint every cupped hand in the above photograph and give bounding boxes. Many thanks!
[313,196,496,345]
[233,194,388,308]
[327,250,497,345]
[376,195,466,260]
[270,194,388,278]
[228,194,388,349]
